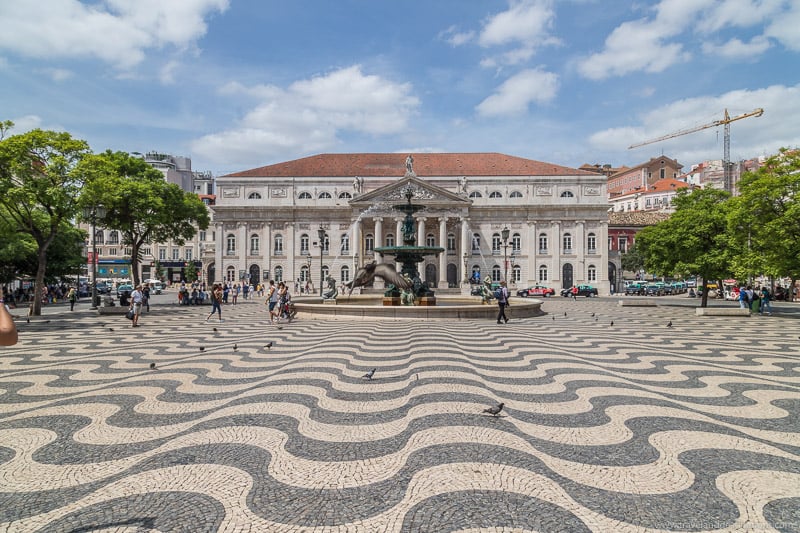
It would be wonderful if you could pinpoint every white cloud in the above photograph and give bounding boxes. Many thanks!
[439,25,475,47]
[702,35,771,59]
[589,83,800,165]
[0,0,229,69]
[159,60,180,85]
[765,1,800,51]
[477,0,558,67]
[190,65,420,167]
[476,68,558,117]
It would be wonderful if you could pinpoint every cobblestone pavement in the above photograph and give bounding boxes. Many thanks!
[1,296,799,532]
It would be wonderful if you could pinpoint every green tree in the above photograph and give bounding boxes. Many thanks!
[620,243,645,275]
[636,187,732,307]
[728,147,800,288]
[153,260,165,281]
[183,261,198,283]
[0,127,91,315]
[79,151,210,286]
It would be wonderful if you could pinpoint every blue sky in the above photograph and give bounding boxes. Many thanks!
[1,0,798,176]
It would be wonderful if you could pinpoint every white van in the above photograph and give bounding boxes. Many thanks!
[144,279,164,294]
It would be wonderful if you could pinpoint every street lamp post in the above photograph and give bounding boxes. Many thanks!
[318,228,327,297]
[82,206,107,309]
[501,226,510,283]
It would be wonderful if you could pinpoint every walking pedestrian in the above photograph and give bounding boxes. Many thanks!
[206,283,224,322]
[759,287,772,315]
[232,284,239,305]
[495,280,509,324]
[266,280,278,323]
[142,285,150,312]
[67,287,77,311]
[130,285,144,328]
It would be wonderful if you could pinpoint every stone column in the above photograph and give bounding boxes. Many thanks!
[238,223,247,283]
[265,222,272,281]
[460,217,469,285]
[215,223,224,284]
[438,216,448,289]
[416,216,426,277]
[286,223,295,284]
[373,217,383,264]
[527,221,536,286]
[353,219,362,260]
[553,221,561,286]
[373,217,384,289]
[395,217,403,271]
[576,220,586,285]
[599,221,610,295]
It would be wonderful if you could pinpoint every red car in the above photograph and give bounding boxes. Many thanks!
[516,285,555,298]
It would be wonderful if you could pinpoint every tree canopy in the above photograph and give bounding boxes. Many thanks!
[636,187,732,306]
[0,127,90,314]
[79,151,210,286]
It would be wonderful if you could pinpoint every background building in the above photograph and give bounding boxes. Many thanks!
[211,153,612,294]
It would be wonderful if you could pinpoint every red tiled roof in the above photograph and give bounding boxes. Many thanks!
[224,153,594,178]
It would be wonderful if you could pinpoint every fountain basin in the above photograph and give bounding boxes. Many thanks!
[293,295,543,321]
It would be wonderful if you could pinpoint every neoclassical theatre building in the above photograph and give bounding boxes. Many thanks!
[211,153,611,294]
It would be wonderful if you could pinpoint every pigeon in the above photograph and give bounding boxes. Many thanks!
[213,327,218,332]
[415,373,419,381]
[264,342,273,349]
[483,402,504,416]
[552,316,555,321]
[149,362,156,370]
[667,320,672,328]
[199,346,205,352]
[26,318,30,324]
[610,321,614,326]
[108,327,114,332]
[591,313,595,317]
[564,312,567,317]
[362,368,376,380]
[233,344,238,351]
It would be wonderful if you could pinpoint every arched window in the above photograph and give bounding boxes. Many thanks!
[340,265,350,283]
[471,233,481,252]
[489,191,502,198]
[469,191,482,198]
[250,234,259,254]
[538,265,548,282]
[321,234,329,254]
[365,233,374,253]
[338,192,352,200]
[321,266,329,280]
[226,266,236,282]
[512,233,521,254]
[426,233,435,247]
[510,191,523,198]
[538,233,548,253]
[492,265,501,281]
[300,265,310,282]
[512,265,521,283]
[447,233,456,251]
[108,231,119,244]
[340,234,350,254]
[226,234,236,255]
[587,232,596,253]
[274,234,283,255]
[491,233,501,254]
[95,230,104,244]
[274,266,283,282]
[299,192,312,199]
[560,191,574,198]
[563,233,573,253]
[385,233,395,247]
[300,234,309,255]
[248,192,262,200]
[588,264,597,282]
[318,191,331,199]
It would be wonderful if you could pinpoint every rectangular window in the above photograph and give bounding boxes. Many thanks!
[159,248,166,260]
[108,247,117,256]
[172,248,180,260]
[199,230,206,242]
[142,247,151,257]
[185,248,192,261]
[618,237,628,253]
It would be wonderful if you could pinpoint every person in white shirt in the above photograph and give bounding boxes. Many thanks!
[130,285,144,328]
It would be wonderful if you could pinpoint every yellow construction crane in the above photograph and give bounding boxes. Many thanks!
[628,108,764,192]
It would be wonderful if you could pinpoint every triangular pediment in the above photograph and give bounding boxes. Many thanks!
[351,176,470,208]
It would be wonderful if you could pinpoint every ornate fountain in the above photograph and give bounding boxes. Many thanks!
[374,184,444,305]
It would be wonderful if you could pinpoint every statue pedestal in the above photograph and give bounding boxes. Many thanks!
[382,297,400,306]
[323,299,337,305]
[418,297,436,306]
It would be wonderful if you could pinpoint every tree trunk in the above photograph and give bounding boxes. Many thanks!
[32,248,48,316]
[130,242,141,287]
[700,276,708,308]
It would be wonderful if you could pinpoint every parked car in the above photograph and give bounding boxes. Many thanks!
[625,282,646,296]
[516,285,555,298]
[116,284,134,297]
[560,285,598,297]
[645,284,664,296]
[95,281,112,294]
[671,281,687,294]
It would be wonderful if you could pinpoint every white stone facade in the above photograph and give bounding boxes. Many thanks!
[210,153,611,294]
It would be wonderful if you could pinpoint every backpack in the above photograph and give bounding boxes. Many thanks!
[494,287,505,301]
